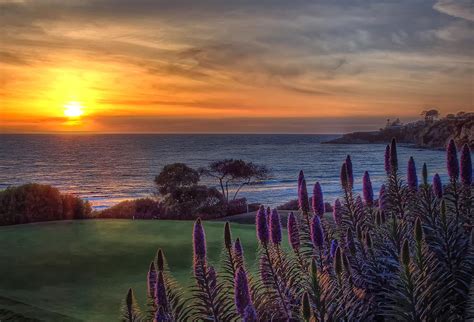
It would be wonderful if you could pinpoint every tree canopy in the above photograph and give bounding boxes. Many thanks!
[154,163,200,196]
[421,109,439,122]
[199,159,270,202]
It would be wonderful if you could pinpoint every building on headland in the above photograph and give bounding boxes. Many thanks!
[385,118,403,130]
[325,109,473,148]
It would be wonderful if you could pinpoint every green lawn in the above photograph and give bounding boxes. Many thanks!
[0,219,260,321]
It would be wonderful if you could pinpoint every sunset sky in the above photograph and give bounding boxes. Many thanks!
[0,0,472,133]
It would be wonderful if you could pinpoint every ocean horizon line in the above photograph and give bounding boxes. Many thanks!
[0,132,344,136]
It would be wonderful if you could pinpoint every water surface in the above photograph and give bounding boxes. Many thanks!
[0,134,450,209]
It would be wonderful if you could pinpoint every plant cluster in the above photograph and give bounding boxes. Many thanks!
[122,139,473,321]
[154,160,270,218]
[0,183,91,225]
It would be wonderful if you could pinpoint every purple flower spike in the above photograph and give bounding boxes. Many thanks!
[433,173,443,199]
[208,266,217,290]
[378,184,386,210]
[447,139,459,180]
[234,267,252,317]
[147,262,157,298]
[287,212,300,251]
[243,305,257,322]
[270,209,282,244]
[256,206,269,245]
[299,179,310,213]
[346,155,354,187]
[407,157,418,191]
[390,138,398,172]
[460,144,472,185]
[234,238,244,259]
[155,306,167,322]
[312,182,325,216]
[333,199,342,226]
[193,218,206,261]
[362,171,374,206]
[155,271,168,309]
[330,239,339,258]
[384,144,391,174]
[298,170,305,194]
[311,215,324,248]
[340,162,349,189]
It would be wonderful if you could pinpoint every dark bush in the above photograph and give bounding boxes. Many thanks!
[247,203,261,212]
[324,201,333,212]
[0,184,91,225]
[99,198,161,219]
[163,186,225,219]
[278,199,333,213]
[226,198,248,216]
[277,199,299,210]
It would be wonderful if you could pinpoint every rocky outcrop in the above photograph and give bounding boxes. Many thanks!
[324,115,474,149]
[418,117,473,148]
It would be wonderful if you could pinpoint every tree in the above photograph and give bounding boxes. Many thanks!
[421,109,439,123]
[154,163,200,196]
[199,159,270,202]
[154,163,226,218]
[164,185,225,219]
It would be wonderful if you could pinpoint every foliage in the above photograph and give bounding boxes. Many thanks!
[163,185,225,219]
[99,198,162,219]
[278,198,333,212]
[421,109,440,122]
[155,160,269,217]
[0,183,91,225]
[120,288,142,321]
[154,163,200,196]
[155,163,228,218]
[226,198,248,216]
[123,139,473,321]
[199,159,270,202]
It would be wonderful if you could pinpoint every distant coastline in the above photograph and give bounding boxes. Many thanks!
[324,112,473,149]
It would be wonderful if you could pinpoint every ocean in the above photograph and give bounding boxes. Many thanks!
[0,134,451,210]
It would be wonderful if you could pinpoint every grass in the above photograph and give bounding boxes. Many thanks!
[0,219,260,321]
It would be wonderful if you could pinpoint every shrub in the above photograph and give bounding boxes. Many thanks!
[123,139,474,321]
[163,186,225,219]
[99,198,161,219]
[0,184,91,225]
[61,193,92,219]
[277,199,299,210]
[247,203,261,212]
[226,198,248,216]
[278,199,333,212]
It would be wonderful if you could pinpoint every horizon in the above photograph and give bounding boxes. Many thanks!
[0,114,426,134]
[1,0,472,133]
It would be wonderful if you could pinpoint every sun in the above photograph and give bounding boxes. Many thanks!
[64,101,84,118]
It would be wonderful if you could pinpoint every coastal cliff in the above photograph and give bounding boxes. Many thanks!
[325,115,474,149]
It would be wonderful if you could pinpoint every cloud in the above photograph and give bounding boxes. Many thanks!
[0,0,472,132]
[0,51,30,65]
[433,0,474,21]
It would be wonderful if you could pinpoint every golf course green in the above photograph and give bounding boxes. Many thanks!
[0,219,261,321]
